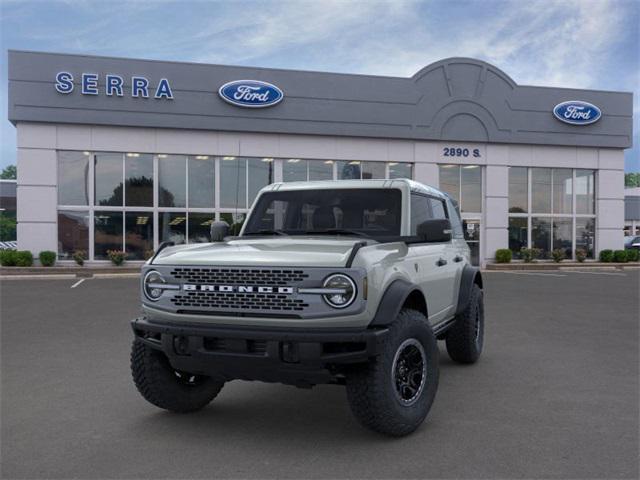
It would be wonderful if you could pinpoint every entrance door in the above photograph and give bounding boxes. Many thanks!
[463,219,481,266]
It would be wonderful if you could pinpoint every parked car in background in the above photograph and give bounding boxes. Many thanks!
[624,236,640,250]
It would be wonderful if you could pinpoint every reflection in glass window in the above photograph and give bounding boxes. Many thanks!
[388,162,412,179]
[94,211,123,259]
[461,165,482,212]
[159,212,186,244]
[58,151,90,205]
[221,212,246,236]
[531,168,552,213]
[95,153,123,206]
[362,161,385,179]
[508,217,527,258]
[158,155,186,208]
[125,212,154,260]
[531,217,551,259]
[438,165,459,203]
[576,218,595,258]
[283,159,307,182]
[125,153,153,207]
[508,167,528,213]
[188,156,215,208]
[248,158,273,204]
[552,217,572,258]
[220,157,246,208]
[309,160,333,180]
[188,212,215,243]
[552,169,572,214]
[338,161,362,180]
[58,210,89,259]
[576,170,595,214]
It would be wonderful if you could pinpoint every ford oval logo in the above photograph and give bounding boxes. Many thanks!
[553,100,601,125]
[218,80,284,108]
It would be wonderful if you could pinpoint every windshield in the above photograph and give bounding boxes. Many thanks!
[242,188,402,239]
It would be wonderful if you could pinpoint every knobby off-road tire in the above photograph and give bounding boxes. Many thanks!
[445,283,484,364]
[131,340,224,413]
[345,309,439,436]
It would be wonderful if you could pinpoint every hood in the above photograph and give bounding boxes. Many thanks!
[151,237,369,267]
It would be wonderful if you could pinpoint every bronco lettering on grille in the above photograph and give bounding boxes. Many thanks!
[182,284,295,294]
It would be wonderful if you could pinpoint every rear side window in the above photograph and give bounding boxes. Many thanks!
[410,194,432,234]
[429,198,447,219]
[446,197,464,238]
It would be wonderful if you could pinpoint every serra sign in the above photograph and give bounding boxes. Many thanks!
[218,80,283,108]
[553,101,601,125]
[55,72,174,99]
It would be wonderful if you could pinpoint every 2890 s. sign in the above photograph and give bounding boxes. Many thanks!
[553,100,601,125]
[218,80,284,108]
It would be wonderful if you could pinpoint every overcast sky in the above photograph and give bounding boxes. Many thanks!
[1,0,638,171]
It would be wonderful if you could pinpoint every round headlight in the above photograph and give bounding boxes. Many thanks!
[322,274,357,309]
[143,270,165,301]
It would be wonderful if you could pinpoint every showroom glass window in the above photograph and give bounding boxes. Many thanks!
[438,165,482,213]
[56,152,416,261]
[507,168,596,260]
[58,151,90,206]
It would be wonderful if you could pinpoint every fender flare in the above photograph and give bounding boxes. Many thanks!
[455,265,483,316]
[369,279,426,327]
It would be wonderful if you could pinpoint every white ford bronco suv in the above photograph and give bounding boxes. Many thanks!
[131,179,484,436]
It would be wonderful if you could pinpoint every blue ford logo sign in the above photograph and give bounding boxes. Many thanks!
[218,80,283,108]
[553,100,601,125]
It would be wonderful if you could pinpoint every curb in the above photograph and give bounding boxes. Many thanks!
[486,262,639,271]
[0,266,142,277]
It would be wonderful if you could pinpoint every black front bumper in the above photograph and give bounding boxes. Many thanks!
[131,317,388,386]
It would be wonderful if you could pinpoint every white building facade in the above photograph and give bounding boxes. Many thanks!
[8,51,633,266]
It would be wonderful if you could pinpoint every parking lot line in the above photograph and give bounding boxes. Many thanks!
[489,271,567,277]
[70,278,86,288]
[566,270,627,276]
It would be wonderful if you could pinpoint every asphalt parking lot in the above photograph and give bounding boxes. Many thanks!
[1,270,639,479]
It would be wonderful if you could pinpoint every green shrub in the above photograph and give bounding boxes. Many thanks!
[15,250,34,267]
[107,249,127,266]
[73,250,87,266]
[613,250,628,263]
[626,249,639,262]
[599,249,614,262]
[39,250,56,267]
[495,249,512,263]
[520,248,533,263]
[575,249,587,263]
[551,249,565,263]
[0,249,17,266]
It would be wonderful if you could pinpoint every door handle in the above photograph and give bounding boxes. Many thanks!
[436,258,447,267]
[453,255,463,263]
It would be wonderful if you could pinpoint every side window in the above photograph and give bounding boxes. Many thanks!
[410,194,432,234]
[446,198,464,238]
[429,198,447,220]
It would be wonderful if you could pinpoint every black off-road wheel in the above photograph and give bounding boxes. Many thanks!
[131,340,224,413]
[445,283,484,364]
[345,309,439,436]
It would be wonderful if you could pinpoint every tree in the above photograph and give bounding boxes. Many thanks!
[1,165,16,179]
[625,172,640,188]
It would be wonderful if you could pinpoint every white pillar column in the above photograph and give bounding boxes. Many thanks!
[484,165,509,265]
[16,123,58,258]
[596,149,625,253]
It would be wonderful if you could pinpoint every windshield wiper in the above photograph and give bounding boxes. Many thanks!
[243,229,288,236]
[304,229,370,238]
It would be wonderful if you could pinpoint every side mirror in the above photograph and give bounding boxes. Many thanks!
[210,220,230,242]
[417,219,452,243]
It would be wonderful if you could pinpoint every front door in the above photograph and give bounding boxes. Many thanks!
[463,219,481,266]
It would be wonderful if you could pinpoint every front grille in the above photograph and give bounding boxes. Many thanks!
[170,267,309,286]
[171,292,309,311]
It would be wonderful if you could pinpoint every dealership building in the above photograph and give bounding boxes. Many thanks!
[7,50,633,266]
